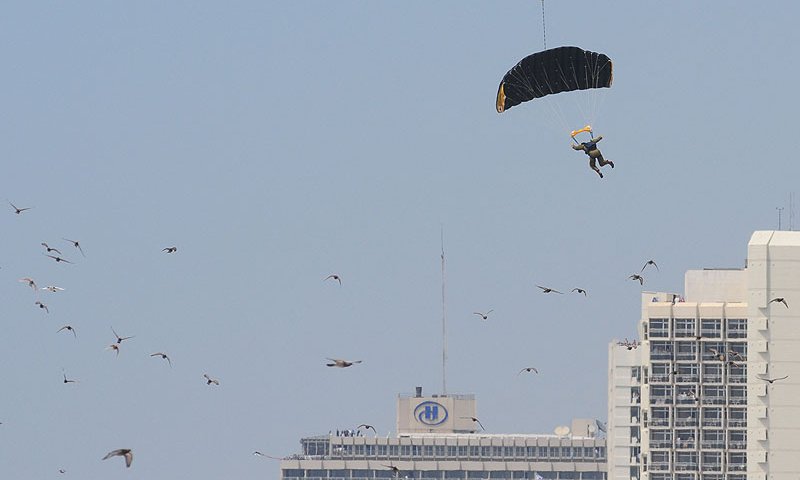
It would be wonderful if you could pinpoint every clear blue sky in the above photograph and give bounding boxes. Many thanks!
[1,2,797,478]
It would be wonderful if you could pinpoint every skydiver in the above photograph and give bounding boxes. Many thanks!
[572,135,614,178]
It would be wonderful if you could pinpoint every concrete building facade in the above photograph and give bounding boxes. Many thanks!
[280,390,607,480]
[607,231,800,480]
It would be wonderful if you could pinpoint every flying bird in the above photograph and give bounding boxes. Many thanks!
[42,286,64,293]
[641,260,659,272]
[628,274,644,285]
[9,201,32,214]
[57,325,77,337]
[111,327,134,344]
[326,358,362,368]
[571,288,588,296]
[325,274,342,285]
[473,310,494,320]
[41,243,62,255]
[204,373,220,385]
[162,246,177,253]
[518,367,539,375]
[62,372,78,384]
[536,285,562,294]
[769,297,788,308]
[102,448,133,468]
[19,277,37,290]
[62,238,85,257]
[758,375,789,384]
[150,352,172,367]
[35,301,49,313]
[106,344,120,356]
[357,424,377,433]
[44,254,73,264]
[707,348,726,361]
[253,451,283,460]
[461,416,485,431]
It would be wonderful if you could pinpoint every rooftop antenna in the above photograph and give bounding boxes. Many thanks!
[790,192,795,231]
[777,206,784,231]
[441,225,447,395]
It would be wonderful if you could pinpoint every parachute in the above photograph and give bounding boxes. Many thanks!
[495,46,613,114]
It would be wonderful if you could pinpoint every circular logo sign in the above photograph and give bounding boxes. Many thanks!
[414,401,448,426]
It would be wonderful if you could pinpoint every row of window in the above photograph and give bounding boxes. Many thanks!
[648,362,746,384]
[282,471,606,480]
[648,429,746,449]
[647,385,746,405]
[648,451,746,472]
[324,444,606,461]
[645,407,746,427]
[648,341,746,362]
[648,474,745,480]
[646,319,746,339]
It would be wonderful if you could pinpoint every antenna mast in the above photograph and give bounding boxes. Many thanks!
[777,207,784,231]
[441,226,447,395]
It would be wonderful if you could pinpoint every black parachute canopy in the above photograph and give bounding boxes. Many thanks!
[496,46,613,113]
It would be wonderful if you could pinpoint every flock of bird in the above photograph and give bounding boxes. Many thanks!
[5,201,229,472]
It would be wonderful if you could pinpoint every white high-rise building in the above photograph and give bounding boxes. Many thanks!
[608,230,800,480]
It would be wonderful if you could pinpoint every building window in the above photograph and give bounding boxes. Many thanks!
[700,319,721,338]
[458,446,468,457]
[675,341,697,361]
[701,386,725,405]
[481,447,490,457]
[702,363,722,383]
[650,407,670,427]
[434,446,444,457]
[674,318,696,337]
[675,407,698,427]
[726,318,747,338]
[649,429,672,449]
[650,385,673,405]
[701,452,721,471]
[728,408,747,428]
[675,429,696,449]
[728,452,747,471]
[649,318,669,337]
[650,451,670,471]
[728,430,747,449]
[675,451,697,471]
[701,407,722,427]
[676,363,699,383]
[650,341,673,360]
[650,363,671,383]
[701,430,725,449]
[728,385,746,405]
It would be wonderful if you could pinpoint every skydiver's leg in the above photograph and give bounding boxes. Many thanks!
[597,154,615,169]
[589,158,603,178]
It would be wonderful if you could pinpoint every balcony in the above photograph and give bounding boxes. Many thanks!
[701,463,722,472]
[649,462,670,471]
[701,419,723,427]
[703,375,722,383]
[649,417,670,427]
[728,441,747,450]
[728,464,746,472]
[701,396,725,405]
[728,420,747,428]
[649,441,672,449]
[650,352,674,361]
[674,329,696,338]
[675,418,698,427]
[700,441,725,449]
[650,397,674,406]
[729,397,747,405]
[674,462,699,471]
[675,375,699,383]
[728,375,747,384]
[675,353,697,361]
[676,440,696,449]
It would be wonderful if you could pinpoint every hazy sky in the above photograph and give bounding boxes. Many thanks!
[1,2,798,478]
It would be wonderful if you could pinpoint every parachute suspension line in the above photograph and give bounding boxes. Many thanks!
[540,0,547,50]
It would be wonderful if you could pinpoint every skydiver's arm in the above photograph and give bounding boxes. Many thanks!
[571,144,583,151]
[591,135,603,143]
